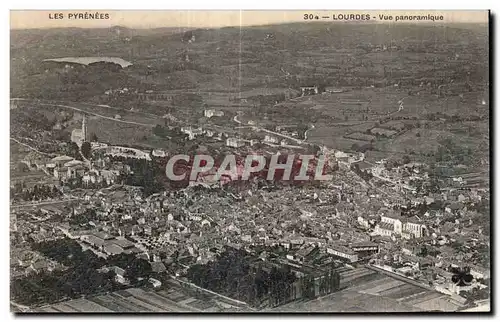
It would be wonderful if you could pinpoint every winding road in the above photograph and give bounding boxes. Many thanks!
[10,137,55,157]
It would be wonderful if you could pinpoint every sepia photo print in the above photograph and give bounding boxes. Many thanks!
[9,10,491,313]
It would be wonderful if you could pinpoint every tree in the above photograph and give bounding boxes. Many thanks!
[81,141,91,159]
[89,132,98,142]
[182,30,194,42]
[185,248,298,308]
[125,258,152,283]
[64,141,82,160]
[153,125,167,138]
[17,162,29,173]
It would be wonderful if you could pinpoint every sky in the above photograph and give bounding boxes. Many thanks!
[10,10,489,30]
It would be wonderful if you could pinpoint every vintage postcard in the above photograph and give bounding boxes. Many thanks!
[10,10,490,313]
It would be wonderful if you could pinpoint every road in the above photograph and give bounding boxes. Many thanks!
[236,89,407,147]
[233,115,243,125]
[260,127,313,146]
[367,264,439,293]
[303,124,315,141]
[11,137,57,175]
[10,137,55,157]
[11,99,155,127]
[80,102,161,119]
[237,108,415,197]
[93,145,152,161]
[233,115,313,146]
[170,276,250,309]
[12,135,86,200]
[11,198,81,209]
[11,301,31,312]
[372,172,415,191]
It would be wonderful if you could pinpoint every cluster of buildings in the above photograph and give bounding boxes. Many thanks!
[11,248,67,278]
[10,100,490,310]
[44,154,124,186]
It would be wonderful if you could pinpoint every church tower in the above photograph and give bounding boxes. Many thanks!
[82,115,88,142]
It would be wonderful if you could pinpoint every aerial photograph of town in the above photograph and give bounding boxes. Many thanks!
[9,10,490,313]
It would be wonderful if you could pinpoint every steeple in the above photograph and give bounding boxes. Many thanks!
[82,115,87,142]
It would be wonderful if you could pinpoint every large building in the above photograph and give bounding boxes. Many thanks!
[180,126,203,140]
[350,241,380,259]
[204,109,224,118]
[71,115,88,147]
[327,243,359,263]
[226,137,246,148]
[300,86,319,96]
[374,214,427,239]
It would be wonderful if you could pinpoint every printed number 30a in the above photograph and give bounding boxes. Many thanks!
[304,14,314,20]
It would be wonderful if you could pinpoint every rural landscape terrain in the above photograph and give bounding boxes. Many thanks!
[10,15,490,313]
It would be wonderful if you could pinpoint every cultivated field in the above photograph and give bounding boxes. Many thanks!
[274,267,464,312]
[33,280,251,313]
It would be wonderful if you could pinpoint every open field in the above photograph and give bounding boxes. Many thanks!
[255,87,490,170]
[33,280,251,313]
[274,267,464,312]
[10,141,56,187]
[31,267,465,313]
